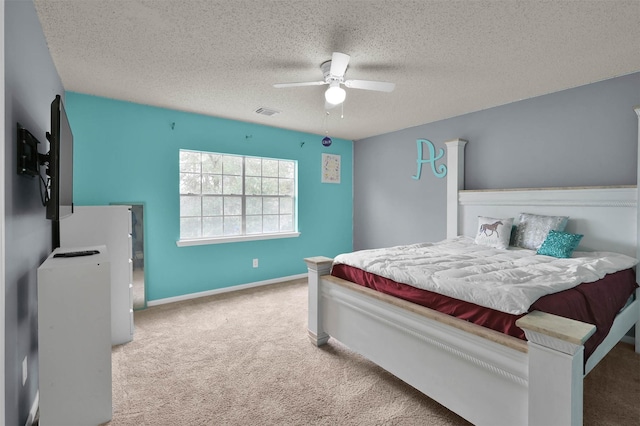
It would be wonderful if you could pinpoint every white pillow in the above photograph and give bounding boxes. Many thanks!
[513,213,569,250]
[474,216,514,249]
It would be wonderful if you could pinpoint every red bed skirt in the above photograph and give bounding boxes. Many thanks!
[331,264,637,361]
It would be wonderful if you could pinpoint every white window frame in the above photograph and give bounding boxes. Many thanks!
[177,149,300,247]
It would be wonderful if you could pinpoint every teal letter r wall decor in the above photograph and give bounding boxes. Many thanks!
[412,139,447,180]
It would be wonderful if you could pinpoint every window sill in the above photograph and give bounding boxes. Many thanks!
[176,232,301,247]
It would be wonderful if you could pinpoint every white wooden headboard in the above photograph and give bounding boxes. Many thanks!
[457,186,637,257]
[445,105,640,260]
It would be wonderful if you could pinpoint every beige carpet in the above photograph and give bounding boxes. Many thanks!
[107,279,640,425]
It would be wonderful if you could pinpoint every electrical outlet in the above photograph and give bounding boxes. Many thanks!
[253,258,259,268]
[22,356,28,386]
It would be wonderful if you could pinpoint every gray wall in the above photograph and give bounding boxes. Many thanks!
[354,73,640,250]
[5,1,63,424]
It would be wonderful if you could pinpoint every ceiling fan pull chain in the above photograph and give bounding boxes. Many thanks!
[322,111,333,147]
[325,111,330,135]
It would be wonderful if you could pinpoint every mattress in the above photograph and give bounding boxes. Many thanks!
[332,236,638,315]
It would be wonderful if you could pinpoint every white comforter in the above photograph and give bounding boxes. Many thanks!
[332,236,638,314]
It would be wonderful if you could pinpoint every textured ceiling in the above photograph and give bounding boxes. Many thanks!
[34,0,640,141]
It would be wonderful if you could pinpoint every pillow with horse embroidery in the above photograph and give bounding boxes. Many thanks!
[474,216,514,249]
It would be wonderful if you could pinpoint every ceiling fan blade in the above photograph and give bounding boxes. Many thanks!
[330,52,350,77]
[273,81,326,88]
[344,79,395,92]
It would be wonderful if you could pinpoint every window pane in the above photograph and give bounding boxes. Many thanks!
[246,197,262,215]
[279,178,293,196]
[223,196,242,215]
[279,161,294,178]
[263,197,279,214]
[245,176,261,195]
[262,177,278,195]
[223,175,242,194]
[179,150,298,240]
[245,158,262,176]
[180,196,201,216]
[264,215,279,233]
[203,217,223,237]
[262,159,279,177]
[180,217,201,238]
[280,215,293,231]
[280,197,292,214]
[202,196,223,216]
[246,216,262,234]
[180,173,201,194]
[202,153,222,173]
[180,151,201,173]
[202,174,222,194]
[223,155,243,175]
[223,216,242,235]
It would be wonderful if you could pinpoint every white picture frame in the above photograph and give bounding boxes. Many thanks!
[321,153,341,184]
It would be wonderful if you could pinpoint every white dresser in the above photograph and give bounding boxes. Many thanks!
[37,245,112,425]
[60,205,134,345]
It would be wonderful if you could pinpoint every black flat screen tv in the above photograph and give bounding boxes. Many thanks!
[46,94,74,221]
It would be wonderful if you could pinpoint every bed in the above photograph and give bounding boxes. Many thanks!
[304,107,640,426]
[330,239,637,365]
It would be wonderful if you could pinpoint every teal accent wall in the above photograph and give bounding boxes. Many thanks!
[65,92,353,301]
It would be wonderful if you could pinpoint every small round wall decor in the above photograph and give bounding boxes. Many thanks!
[322,136,332,147]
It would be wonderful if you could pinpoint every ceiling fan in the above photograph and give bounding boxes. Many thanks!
[273,52,395,108]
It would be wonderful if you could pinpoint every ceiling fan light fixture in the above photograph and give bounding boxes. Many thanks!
[325,82,346,105]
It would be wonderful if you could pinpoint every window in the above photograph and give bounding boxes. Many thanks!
[178,149,298,245]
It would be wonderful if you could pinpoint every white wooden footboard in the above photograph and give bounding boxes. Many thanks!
[305,257,598,426]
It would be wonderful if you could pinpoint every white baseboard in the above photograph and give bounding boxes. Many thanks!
[147,273,307,307]
[24,390,38,426]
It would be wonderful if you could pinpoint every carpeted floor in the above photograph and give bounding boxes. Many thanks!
[107,279,640,425]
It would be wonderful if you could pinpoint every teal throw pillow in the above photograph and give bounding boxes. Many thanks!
[536,230,583,258]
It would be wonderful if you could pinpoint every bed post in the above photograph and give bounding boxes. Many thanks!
[304,256,333,346]
[635,105,640,354]
[516,311,596,426]
[445,139,467,238]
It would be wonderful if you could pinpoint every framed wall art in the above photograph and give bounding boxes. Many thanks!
[321,153,340,184]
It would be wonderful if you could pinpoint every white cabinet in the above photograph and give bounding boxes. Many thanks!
[60,205,134,345]
[37,245,112,426]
